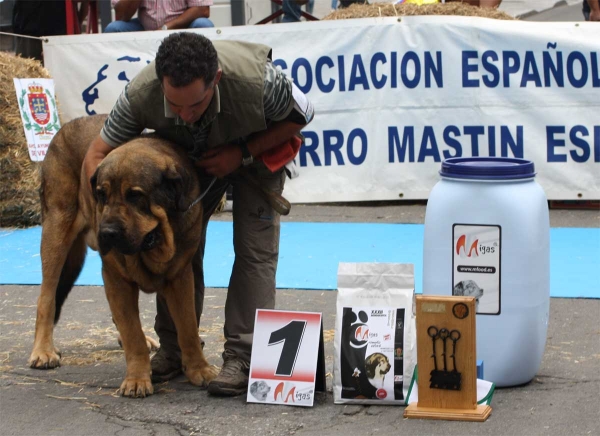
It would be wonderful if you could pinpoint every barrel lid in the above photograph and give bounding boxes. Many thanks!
[440,157,536,180]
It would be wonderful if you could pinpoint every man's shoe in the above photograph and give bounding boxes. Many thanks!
[207,351,249,396]
[150,348,182,383]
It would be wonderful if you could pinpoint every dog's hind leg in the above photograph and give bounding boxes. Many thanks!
[29,215,86,369]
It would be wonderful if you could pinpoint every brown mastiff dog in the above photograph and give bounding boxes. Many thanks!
[29,114,217,397]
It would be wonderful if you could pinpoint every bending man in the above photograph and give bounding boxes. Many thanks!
[83,32,314,396]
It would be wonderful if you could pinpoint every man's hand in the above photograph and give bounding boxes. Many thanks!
[195,144,243,178]
[590,0,600,21]
[83,136,114,192]
[113,0,142,21]
[163,6,210,29]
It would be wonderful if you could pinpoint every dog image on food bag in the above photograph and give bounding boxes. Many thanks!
[28,114,217,398]
[365,353,391,389]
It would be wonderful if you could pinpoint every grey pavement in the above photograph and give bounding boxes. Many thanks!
[1,203,599,436]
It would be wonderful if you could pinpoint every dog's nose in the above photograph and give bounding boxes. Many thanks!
[98,223,123,255]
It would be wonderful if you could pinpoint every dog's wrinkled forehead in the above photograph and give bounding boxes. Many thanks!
[97,144,166,189]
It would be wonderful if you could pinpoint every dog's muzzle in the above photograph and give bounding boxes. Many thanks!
[98,222,135,255]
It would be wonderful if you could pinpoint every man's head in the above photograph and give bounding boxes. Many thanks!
[155,32,221,124]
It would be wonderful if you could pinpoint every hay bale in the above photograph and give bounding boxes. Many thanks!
[0,52,54,228]
[323,2,515,21]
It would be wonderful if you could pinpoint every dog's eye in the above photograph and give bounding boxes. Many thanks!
[96,189,107,204]
[126,189,145,204]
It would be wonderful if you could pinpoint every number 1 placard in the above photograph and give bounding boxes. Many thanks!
[247,310,325,407]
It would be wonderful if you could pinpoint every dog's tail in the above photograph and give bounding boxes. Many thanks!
[54,233,87,324]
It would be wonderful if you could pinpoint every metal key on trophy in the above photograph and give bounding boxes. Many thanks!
[404,295,492,422]
[428,326,462,391]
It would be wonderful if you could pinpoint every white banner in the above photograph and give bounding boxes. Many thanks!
[43,17,600,201]
[13,78,61,161]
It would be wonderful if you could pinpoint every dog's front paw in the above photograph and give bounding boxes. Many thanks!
[29,348,61,369]
[185,364,219,387]
[117,335,159,353]
[145,336,159,352]
[119,377,154,398]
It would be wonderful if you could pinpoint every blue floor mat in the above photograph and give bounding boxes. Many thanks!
[0,223,598,298]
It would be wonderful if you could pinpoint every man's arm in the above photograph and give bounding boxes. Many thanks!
[163,6,210,29]
[83,83,144,187]
[589,0,600,21]
[196,120,306,178]
[113,0,142,21]
[83,136,114,189]
[196,60,313,178]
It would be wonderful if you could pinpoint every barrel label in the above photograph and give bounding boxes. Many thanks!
[452,224,501,315]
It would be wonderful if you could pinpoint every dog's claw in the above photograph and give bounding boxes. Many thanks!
[119,377,153,398]
[186,364,219,387]
[29,349,61,369]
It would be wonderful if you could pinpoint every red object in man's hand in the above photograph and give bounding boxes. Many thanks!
[259,135,302,173]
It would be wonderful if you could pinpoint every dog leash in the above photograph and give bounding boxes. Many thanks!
[187,176,217,212]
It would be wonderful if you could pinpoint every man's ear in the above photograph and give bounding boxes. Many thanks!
[212,68,222,87]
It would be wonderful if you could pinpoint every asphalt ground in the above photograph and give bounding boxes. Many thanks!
[0,202,598,436]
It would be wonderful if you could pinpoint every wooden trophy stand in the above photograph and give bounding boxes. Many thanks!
[404,295,492,422]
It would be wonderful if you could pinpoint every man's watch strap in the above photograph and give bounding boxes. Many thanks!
[239,142,254,167]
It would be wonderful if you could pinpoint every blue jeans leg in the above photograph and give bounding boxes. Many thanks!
[189,18,214,28]
[104,18,145,33]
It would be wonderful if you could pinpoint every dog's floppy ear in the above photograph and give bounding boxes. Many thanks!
[365,355,376,379]
[90,168,99,202]
[159,162,189,212]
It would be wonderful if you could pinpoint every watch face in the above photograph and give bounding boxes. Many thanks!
[240,143,253,166]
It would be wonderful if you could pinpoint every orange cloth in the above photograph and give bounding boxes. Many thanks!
[258,135,302,173]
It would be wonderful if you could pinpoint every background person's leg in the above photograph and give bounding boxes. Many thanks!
[15,38,43,62]
[282,0,302,22]
[103,18,144,33]
[188,18,214,28]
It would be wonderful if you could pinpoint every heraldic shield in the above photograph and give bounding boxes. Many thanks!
[27,84,50,126]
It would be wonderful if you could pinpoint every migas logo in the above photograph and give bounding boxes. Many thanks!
[274,382,296,403]
[456,234,479,257]
[354,325,370,342]
[456,235,496,258]
[347,309,370,349]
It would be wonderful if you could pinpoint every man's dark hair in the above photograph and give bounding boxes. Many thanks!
[155,32,218,87]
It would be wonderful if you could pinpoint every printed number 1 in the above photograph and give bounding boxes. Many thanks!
[268,320,307,377]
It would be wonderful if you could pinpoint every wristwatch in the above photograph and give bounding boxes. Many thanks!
[239,142,254,167]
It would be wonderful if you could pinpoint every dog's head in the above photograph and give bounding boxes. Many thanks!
[365,353,391,379]
[249,381,271,401]
[91,138,197,258]
[453,280,484,300]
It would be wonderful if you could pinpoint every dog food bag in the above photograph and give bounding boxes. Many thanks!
[334,263,416,405]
